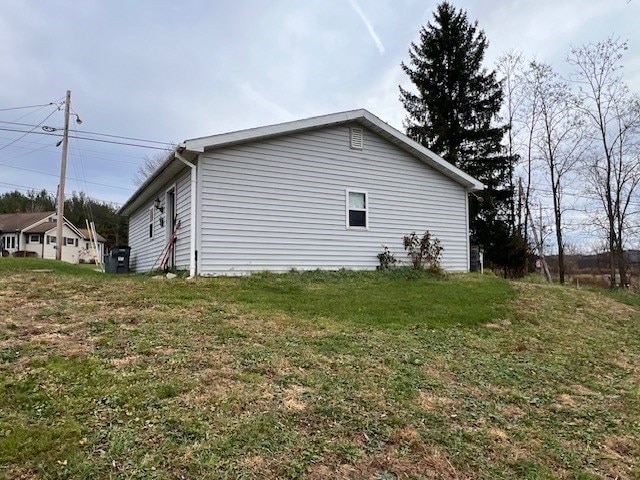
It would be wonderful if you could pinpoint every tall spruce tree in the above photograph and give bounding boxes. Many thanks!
[400,2,521,273]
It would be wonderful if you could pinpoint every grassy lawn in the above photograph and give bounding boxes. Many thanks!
[0,259,639,479]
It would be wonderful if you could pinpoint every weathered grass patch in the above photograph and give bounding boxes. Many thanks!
[0,259,638,479]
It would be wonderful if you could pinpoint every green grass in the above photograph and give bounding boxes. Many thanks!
[225,269,514,328]
[598,287,640,308]
[0,257,101,276]
[0,260,638,479]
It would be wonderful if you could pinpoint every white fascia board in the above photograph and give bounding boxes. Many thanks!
[62,218,85,238]
[357,110,485,191]
[22,213,55,232]
[184,109,369,152]
[183,109,484,191]
[119,108,484,216]
[118,147,197,217]
[39,220,83,238]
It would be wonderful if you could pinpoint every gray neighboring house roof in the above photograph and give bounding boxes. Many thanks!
[78,228,107,243]
[119,109,484,216]
[0,211,105,242]
[0,211,54,232]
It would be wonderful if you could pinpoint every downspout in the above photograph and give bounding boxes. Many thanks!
[465,188,470,272]
[174,149,197,278]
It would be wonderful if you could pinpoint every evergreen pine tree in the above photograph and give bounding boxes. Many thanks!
[400,1,520,273]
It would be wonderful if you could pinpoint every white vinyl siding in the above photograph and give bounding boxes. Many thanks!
[173,170,192,268]
[128,168,192,272]
[197,124,469,275]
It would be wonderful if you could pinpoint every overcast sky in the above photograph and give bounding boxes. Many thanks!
[1,0,639,212]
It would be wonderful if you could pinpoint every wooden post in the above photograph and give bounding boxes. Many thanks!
[56,90,71,261]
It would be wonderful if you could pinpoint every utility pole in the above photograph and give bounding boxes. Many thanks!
[527,202,552,282]
[56,90,71,261]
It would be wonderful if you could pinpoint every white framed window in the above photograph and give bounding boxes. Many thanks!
[148,208,154,239]
[346,190,368,229]
[30,234,40,243]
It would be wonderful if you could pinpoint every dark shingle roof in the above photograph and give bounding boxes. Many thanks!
[0,211,55,232]
[77,228,106,243]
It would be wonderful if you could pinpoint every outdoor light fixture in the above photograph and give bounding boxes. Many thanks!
[154,197,164,214]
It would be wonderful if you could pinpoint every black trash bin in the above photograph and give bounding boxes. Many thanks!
[106,246,131,274]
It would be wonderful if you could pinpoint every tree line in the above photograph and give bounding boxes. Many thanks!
[401,1,640,285]
[0,189,127,248]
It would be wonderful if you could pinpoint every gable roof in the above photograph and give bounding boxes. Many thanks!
[78,228,107,243]
[0,211,55,232]
[23,222,61,234]
[119,109,484,216]
[0,212,101,240]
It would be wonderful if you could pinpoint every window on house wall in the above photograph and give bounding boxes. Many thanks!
[30,234,40,243]
[149,208,154,239]
[347,190,367,228]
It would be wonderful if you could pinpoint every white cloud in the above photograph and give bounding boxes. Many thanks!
[238,83,295,123]
[1,0,640,217]
[346,0,386,55]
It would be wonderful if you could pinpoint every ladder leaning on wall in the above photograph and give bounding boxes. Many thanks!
[151,220,181,273]
[85,220,104,272]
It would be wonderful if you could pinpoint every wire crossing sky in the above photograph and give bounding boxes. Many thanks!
[0,0,639,226]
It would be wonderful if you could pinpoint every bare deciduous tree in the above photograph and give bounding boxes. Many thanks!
[496,51,526,233]
[530,61,586,284]
[517,60,544,255]
[133,144,176,187]
[568,38,640,287]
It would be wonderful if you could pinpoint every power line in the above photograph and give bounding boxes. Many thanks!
[74,129,172,146]
[0,106,59,154]
[0,181,122,206]
[0,120,172,146]
[1,163,135,191]
[70,134,170,150]
[0,126,168,150]
[0,135,151,163]
[0,102,57,112]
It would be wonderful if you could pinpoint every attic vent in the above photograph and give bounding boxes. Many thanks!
[350,127,364,150]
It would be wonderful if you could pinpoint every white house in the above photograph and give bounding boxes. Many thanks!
[118,109,484,276]
[0,211,105,263]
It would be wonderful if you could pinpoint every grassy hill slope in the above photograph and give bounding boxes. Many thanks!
[0,259,638,479]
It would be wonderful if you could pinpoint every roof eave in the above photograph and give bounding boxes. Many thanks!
[118,146,198,217]
[118,109,485,215]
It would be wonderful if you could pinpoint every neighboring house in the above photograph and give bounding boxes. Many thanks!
[118,109,484,276]
[77,228,107,264]
[0,211,106,263]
